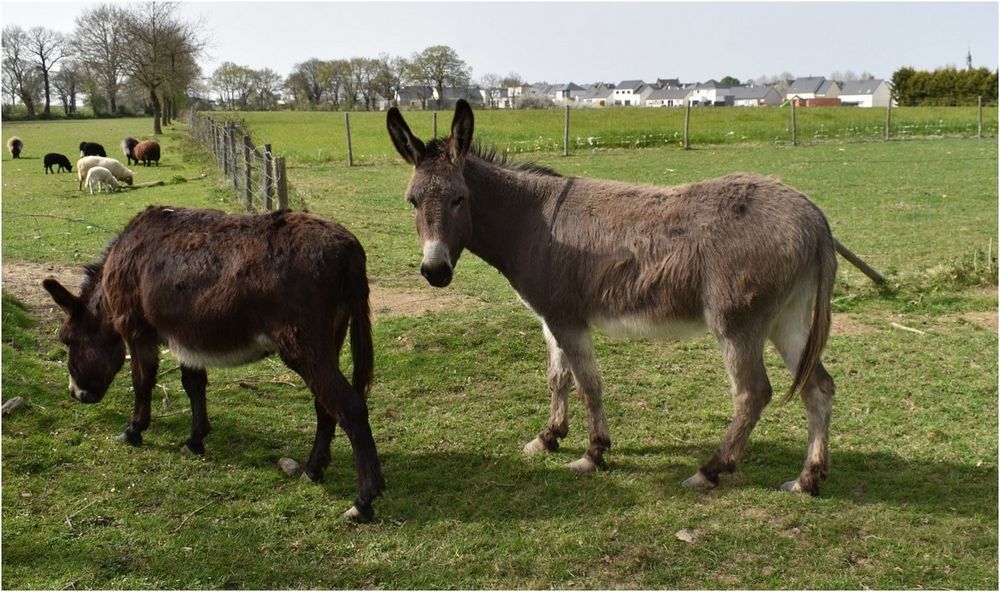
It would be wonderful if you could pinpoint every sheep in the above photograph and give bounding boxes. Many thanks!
[85,166,118,194]
[7,136,23,158]
[79,141,107,157]
[121,137,139,166]
[44,153,73,174]
[133,140,160,167]
[77,156,134,190]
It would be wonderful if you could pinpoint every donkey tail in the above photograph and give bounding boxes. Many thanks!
[783,237,837,404]
[347,251,374,398]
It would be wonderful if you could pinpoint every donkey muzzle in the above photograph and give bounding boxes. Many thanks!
[420,262,453,288]
[421,240,453,287]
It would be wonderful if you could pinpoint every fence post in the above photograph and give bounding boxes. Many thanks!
[683,100,691,150]
[884,101,892,141]
[978,96,983,139]
[432,111,438,138]
[275,156,288,210]
[229,126,239,193]
[263,143,274,211]
[242,134,253,211]
[563,105,570,156]
[790,99,798,146]
[345,112,353,167]
[222,123,231,176]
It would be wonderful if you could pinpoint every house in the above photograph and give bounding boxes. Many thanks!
[612,80,649,106]
[687,79,733,106]
[838,79,893,108]
[656,78,683,89]
[578,84,615,107]
[434,86,485,109]
[645,87,692,107]
[395,86,434,110]
[549,82,586,103]
[730,86,783,107]
[787,77,841,102]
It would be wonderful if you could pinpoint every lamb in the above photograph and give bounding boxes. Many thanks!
[44,153,73,174]
[133,139,160,167]
[77,156,134,190]
[7,136,23,158]
[79,141,107,157]
[121,137,139,166]
[86,166,118,194]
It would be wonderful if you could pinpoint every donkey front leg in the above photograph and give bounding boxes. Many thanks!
[300,399,335,482]
[179,366,212,455]
[523,322,574,455]
[327,370,385,522]
[547,326,610,474]
[118,339,159,447]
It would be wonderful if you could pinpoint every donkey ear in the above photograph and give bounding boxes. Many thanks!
[448,99,474,164]
[42,278,80,316]
[387,107,426,166]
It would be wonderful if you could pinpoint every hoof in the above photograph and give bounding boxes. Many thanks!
[681,471,716,492]
[522,436,548,456]
[116,430,142,447]
[180,441,205,456]
[277,457,302,477]
[780,479,805,493]
[299,467,323,483]
[341,504,373,523]
[566,456,599,475]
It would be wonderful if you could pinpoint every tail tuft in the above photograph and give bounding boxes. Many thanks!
[782,239,837,404]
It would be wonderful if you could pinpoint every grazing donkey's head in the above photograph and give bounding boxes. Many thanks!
[387,99,475,288]
[42,276,126,404]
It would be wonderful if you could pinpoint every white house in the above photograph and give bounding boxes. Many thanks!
[686,80,733,106]
[838,79,893,108]
[612,80,649,106]
[578,84,615,107]
[730,86,783,107]
[787,77,841,101]
[645,87,691,107]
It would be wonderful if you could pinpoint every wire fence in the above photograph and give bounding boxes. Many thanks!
[188,111,289,212]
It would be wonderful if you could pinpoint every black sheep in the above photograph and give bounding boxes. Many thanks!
[79,141,107,157]
[44,153,73,174]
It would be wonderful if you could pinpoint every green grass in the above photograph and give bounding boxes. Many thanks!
[2,113,996,589]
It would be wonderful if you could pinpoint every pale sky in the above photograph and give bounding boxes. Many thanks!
[1,0,997,84]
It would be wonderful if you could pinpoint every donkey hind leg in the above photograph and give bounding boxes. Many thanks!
[545,326,610,474]
[179,366,212,455]
[325,369,385,522]
[523,322,574,455]
[769,302,835,496]
[683,334,772,491]
[300,399,335,483]
[118,339,159,447]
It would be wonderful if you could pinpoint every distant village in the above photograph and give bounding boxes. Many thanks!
[390,76,894,111]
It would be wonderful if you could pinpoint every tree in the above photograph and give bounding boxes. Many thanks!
[249,68,282,110]
[2,25,40,117]
[350,57,380,110]
[25,26,66,118]
[285,58,325,108]
[72,4,128,114]
[410,45,472,109]
[479,73,503,108]
[53,60,83,116]
[373,53,407,109]
[719,75,741,86]
[121,2,202,134]
[212,62,254,109]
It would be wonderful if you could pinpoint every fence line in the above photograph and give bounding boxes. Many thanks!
[188,111,289,212]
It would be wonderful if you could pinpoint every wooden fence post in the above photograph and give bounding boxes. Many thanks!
[275,157,288,210]
[978,96,983,139]
[683,100,691,150]
[263,143,274,211]
[563,105,570,156]
[242,134,253,211]
[345,112,353,167]
[230,126,239,193]
[834,238,887,286]
[790,99,798,146]
[222,123,231,176]
[432,111,438,138]
[884,101,892,141]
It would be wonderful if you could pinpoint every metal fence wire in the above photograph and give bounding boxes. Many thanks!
[188,111,289,213]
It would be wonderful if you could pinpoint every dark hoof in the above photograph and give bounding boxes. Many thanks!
[180,440,205,456]
[300,466,324,483]
[117,430,142,447]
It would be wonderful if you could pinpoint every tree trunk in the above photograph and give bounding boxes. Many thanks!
[42,71,52,118]
[150,85,162,134]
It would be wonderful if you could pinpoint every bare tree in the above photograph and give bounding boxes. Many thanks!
[2,25,40,117]
[373,53,407,110]
[121,2,202,134]
[25,26,66,118]
[351,56,379,110]
[285,58,325,108]
[249,68,282,110]
[479,73,503,108]
[72,4,128,114]
[53,60,83,116]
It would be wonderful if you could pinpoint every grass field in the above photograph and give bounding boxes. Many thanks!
[1,112,997,589]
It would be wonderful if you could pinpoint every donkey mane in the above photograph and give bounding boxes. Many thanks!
[424,138,563,178]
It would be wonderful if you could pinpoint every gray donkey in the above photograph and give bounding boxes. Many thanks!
[388,100,837,495]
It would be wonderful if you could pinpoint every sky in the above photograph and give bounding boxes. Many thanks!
[1,0,997,85]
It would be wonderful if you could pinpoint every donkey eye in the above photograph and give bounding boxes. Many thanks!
[451,196,464,208]
[407,197,417,209]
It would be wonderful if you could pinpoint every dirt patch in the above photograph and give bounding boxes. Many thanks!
[832,313,875,336]
[1,259,478,322]
[941,310,998,332]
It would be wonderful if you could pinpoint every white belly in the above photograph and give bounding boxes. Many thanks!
[167,334,277,369]
[592,315,707,341]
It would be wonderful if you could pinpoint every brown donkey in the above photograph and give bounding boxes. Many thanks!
[43,206,385,520]
[388,100,837,495]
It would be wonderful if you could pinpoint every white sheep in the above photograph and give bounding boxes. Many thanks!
[86,166,119,194]
[77,156,134,190]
